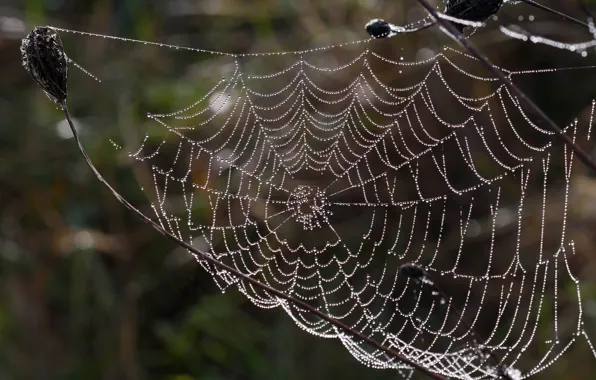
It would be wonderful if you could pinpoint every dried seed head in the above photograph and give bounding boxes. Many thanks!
[365,19,392,38]
[21,26,68,104]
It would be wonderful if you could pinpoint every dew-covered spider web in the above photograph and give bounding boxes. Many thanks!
[52,7,596,379]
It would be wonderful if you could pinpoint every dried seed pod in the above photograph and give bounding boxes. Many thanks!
[444,0,504,31]
[365,19,393,38]
[21,26,68,104]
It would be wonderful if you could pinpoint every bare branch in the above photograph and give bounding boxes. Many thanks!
[415,0,596,174]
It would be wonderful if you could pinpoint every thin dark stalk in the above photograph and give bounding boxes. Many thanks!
[416,0,596,174]
[577,0,596,21]
[58,102,447,380]
[521,0,589,29]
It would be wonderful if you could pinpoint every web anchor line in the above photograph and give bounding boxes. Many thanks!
[496,0,596,56]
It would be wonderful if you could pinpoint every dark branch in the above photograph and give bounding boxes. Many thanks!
[520,0,589,29]
[415,0,596,174]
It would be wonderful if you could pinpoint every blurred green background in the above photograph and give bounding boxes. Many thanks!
[3,0,596,379]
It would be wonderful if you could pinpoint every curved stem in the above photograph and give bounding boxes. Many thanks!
[59,101,446,380]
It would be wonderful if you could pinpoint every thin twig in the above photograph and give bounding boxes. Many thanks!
[416,0,596,174]
[577,0,596,21]
[521,0,589,29]
[58,102,447,380]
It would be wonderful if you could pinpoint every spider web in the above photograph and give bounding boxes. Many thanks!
[54,14,596,380]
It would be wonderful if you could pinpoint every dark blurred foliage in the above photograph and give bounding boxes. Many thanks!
[2,0,596,379]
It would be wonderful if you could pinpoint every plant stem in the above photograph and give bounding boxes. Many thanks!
[521,0,589,29]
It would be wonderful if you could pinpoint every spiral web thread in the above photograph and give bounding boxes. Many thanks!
[55,22,596,380]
